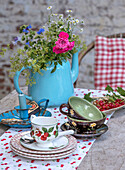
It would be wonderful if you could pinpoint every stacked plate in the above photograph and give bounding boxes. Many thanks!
[10,131,77,160]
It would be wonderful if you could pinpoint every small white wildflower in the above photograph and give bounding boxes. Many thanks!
[72,34,76,38]
[72,20,76,24]
[47,6,52,10]
[80,28,83,32]
[69,27,72,30]
[81,20,84,25]
[52,21,57,24]
[12,41,17,45]
[68,14,71,18]
[75,19,79,23]
[59,14,63,18]
[53,13,58,16]
[60,26,64,29]
[66,9,72,13]
[17,36,22,41]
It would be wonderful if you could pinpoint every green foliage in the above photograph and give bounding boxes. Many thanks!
[83,92,94,102]
[84,85,125,103]
[116,87,125,96]
[105,85,114,93]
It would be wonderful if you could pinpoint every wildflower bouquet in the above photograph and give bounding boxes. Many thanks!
[1,6,86,85]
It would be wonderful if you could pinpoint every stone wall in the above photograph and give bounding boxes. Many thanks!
[0,0,125,99]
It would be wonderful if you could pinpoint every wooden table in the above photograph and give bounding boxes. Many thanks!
[0,87,125,170]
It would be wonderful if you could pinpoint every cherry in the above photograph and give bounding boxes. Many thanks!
[53,131,56,135]
[41,135,47,141]
[44,132,49,137]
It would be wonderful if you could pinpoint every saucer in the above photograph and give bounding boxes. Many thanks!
[0,101,51,128]
[10,131,77,154]
[61,122,108,138]
[20,133,69,151]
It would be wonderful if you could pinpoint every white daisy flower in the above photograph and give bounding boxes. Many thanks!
[72,34,76,38]
[81,20,84,24]
[68,14,71,18]
[47,6,52,10]
[66,9,72,13]
[59,14,63,18]
[75,19,79,23]
[53,13,58,16]
[80,28,83,32]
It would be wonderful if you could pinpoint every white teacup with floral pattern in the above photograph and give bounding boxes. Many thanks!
[30,115,74,147]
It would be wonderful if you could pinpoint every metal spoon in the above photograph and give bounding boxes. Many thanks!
[20,134,35,144]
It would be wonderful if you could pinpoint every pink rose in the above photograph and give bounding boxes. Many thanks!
[55,38,70,49]
[59,32,69,39]
[53,32,75,54]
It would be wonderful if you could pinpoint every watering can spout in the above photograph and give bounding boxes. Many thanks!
[71,50,80,83]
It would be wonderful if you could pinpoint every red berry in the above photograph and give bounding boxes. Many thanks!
[41,135,47,141]
[36,131,41,137]
[53,131,56,135]
[44,132,49,137]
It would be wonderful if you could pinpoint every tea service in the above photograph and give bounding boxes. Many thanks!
[10,115,76,160]
[60,96,107,136]
[9,95,108,160]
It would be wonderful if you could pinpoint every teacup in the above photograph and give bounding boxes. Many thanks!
[60,96,103,121]
[67,111,106,129]
[30,115,74,147]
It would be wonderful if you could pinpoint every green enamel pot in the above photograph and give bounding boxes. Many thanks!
[60,96,103,121]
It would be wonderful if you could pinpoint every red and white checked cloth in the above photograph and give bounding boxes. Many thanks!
[94,36,125,90]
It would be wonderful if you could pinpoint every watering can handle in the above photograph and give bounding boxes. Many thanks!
[14,66,33,101]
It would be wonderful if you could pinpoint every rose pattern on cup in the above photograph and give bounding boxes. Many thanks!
[30,124,58,141]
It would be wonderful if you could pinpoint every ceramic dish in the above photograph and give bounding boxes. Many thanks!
[0,101,51,128]
[10,131,77,154]
[92,97,125,114]
[10,144,77,160]
[60,96,103,121]
[61,122,108,139]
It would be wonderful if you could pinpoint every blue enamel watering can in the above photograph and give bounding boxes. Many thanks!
[14,51,79,107]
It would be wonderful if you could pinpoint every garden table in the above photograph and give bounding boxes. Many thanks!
[0,87,125,170]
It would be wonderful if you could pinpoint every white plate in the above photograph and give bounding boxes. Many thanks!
[10,144,77,160]
[10,131,77,154]
[20,133,69,151]
[102,105,125,114]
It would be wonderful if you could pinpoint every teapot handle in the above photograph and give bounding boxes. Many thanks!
[59,104,69,116]
[14,66,32,101]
